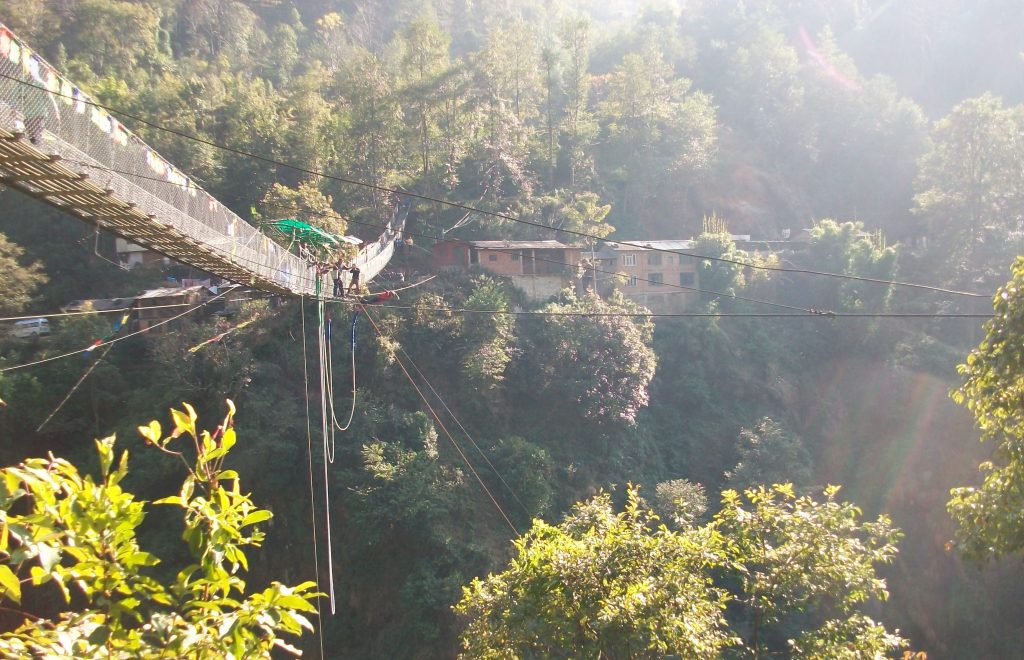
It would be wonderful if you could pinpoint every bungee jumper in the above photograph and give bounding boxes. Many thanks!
[358,290,398,305]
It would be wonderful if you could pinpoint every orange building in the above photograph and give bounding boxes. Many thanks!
[432,240,582,301]
[593,240,700,313]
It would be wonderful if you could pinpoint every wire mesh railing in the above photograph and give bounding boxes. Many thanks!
[0,23,404,297]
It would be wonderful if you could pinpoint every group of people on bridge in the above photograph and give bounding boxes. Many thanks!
[303,250,398,306]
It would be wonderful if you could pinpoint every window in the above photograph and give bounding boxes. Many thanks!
[647,253,662,266]
[622,254,637,266]
[511,253,520,261]
[680,272,695,286]
[666,255,673,264]
[489,253,498,261]
[649,272,664,286]
[626,275,638,287]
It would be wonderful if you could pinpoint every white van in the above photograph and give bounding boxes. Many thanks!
[12,318,50,338]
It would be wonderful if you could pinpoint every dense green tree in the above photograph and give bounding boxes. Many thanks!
[467,22,540,207]
[212,74,287,212]
[725,417,814,494]
[717,484,905,658]
[487,436,554,524]
[279,67,336,183]
[652,478,708,527]
[337,49,407,220]
[558,14,596,189]
[597,44,717,233]
[460,276,515,391]
[949,256,1024,561]
[0,232,47,315]
[0,0,60,48]
[395,14,451,182]
[456,487,734,659]
[457,483,906,658]
[693,225,747,304]
[793,219,897,313]
[260,181,346,237]
[174,0,261,63]
[523,291,656,425]
[913,94,1024,284]
[63,0,161,75]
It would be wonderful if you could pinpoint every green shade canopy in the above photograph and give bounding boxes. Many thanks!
[266,218,342,251]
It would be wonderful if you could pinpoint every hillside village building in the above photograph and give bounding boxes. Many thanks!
[593,240,701,313]
[432,240,582,301]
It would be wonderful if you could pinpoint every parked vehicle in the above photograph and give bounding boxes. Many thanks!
[11,317,50,338]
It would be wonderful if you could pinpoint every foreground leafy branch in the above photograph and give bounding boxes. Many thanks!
[0,401,318,658]
[948,256,1024,562]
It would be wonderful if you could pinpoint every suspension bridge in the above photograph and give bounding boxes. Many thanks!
[0,22,405,297]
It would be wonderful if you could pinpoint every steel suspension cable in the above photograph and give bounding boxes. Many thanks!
[0,72,985,299]
[359,305,520,536]
[0,288,232,373]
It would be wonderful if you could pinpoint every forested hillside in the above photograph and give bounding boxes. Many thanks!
[2,1,1024,657]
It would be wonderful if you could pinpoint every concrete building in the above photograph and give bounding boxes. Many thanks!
[134,285,212,331]
[432,239,582,301]
[115,238,170,268]
[593,240,701,313]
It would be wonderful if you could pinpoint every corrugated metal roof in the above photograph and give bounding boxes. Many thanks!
[136,285,208,299]
[468,240,573,250]
[62,297,136,312]
[600,240,696,252]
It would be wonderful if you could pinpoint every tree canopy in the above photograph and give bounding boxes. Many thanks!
[457,483,905,659]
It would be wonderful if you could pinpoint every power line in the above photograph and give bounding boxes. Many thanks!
[38,151,822,315]
[271,201,992,318]
[391,338,533,519]
[35,341,114,432]
[0,73,987,299]
[0,294,271,324]
[359,304,520,536]
[332,301,992,319]
[0,288,231,373]
[261,202,825,315]
[6,150,986,319]
[57,151,981,318]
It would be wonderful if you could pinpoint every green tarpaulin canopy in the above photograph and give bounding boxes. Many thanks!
[266,219,342,252]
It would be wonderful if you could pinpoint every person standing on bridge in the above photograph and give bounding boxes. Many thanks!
[346,263,361,297]
[332,261,344,297]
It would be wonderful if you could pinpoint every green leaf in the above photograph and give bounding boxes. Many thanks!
[221,427,237,452]
[87,625,111,646]
[171,407,195,439]
[95,436,115,476]
[241,510,273,527]
[128,552,160,567]
[138,420,161,444]
[37,544,60,573]
[0,564,21,603]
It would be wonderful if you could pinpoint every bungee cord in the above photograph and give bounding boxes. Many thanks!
[300,295,327,656]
